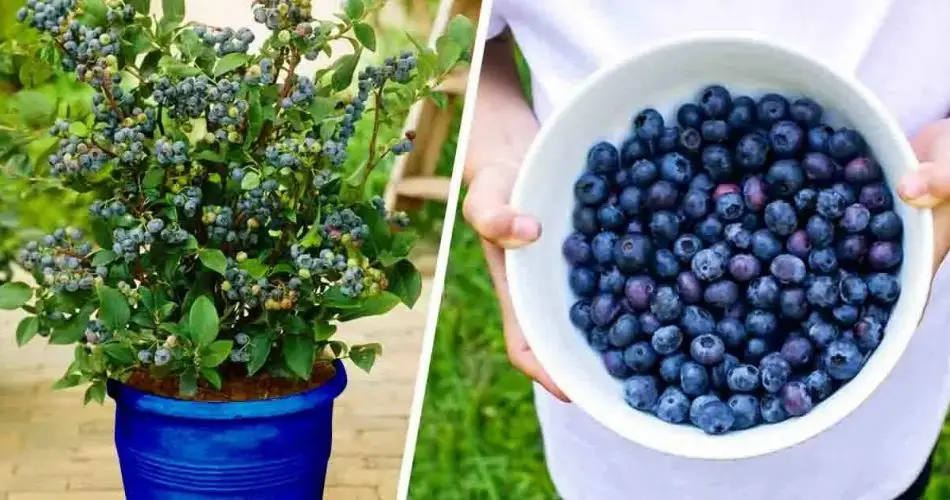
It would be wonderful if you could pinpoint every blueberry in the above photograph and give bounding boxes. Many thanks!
[574,174,608,205]
[751,229,783,261]
[860,183,893,213]
[832,182,858,204]
[569,267,598,297]
[650,285,684,322]
[822,339,864,381]
[624,275,656,310]
[639,312,663,336]
[870,211,902,240]
[869,241,903,271]
[780,336,814,369]
[832,304,860,326]
[614,167,633,188]
[735,133,770,171]
[627,220,644,234]
[760,394,789,423]
[779,288,809,320]
[866,273,900,304]
[657,126,681,153]
[701,144,734,180]
[764,200,798,236]
[633,108,665,141]
[808,248,838,274]
[839,276,869,305]
[726,254,760,282]
[649,211,681,244]
[770,254,807,284]
[629,159,658,186]
[806,275,839,309]
[592,232,619,264]
[572,207,599,235]
[701,120,729,143]
[597,203,625,231]
[587,141,620,174]
[677,103,705,128]
[623,341,658,372]
[563,233,592,265]
[672,235,702,264]
[716,318,746,349]
[678,128,703,155]
[715,192,745,222]
[781,381,814,417]
[701,281,739,311]
[599,268,626,295]
[680,305,716,338]
[854,317,884,353]
[658,353,688,384]
[710,241,733,260]
[689,173,716,192]
[653,249,681,279]
[590,294,621,327]
[681,190,710,220]
[613,233,652,272]
[769,121,804,157]
[743,338,770,365]
[689,394,720,425]
[695,216,724,244]
[756,93,789,125]
[726,394,760,430]
[569,300,593,330]
[808,322,839,349]
[727,96,756,131]
[724,223,751,250]
[616,187,643,217]
[745,310,778,340]
[609,314,640,348]
[603,350,631,378]
[694,400,735,435]
[843,157,882,185]
[816,189,847,219]
[760,354,792,393]
[623,375,659,411]
[786,230,812,260]
[690,248,725,281]
[836,234,869,264]
[658,152,693,186]
[747,276,781,309]
[655,387,691,424]
[862,304,891,325]
[802,152,835,183]
[827,128,865,161]
[651,325,684,355]
[711,353,740,389]
[680,361,710,396]
[727,364,761,393]
[622,138,651,166]
[790,98,823,126]
[803,217,833,251]
[807,125,834,154]
[645,180,679,210]
[698,85,732,118]
[675,271,704,304]
[839,204,871,234]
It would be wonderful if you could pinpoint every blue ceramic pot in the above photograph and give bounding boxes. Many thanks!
[107,360,347,499]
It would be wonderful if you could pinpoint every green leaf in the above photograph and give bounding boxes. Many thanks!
[330,54,359,91]
[241,171,261,190]
[245,89,263,147]
[103,343,135,364]
[344,0,365,19]
[327,340,348,358]
[142,168,165,190]
[197,248,227,275]
[19,61,53,88]
[446,15,476,49]
[79,0,108,26]
[179,369,198,397]
[379,231,418,266]
[186,118,208,146]
[353,22,377,52]
[15,317,39,346]
[200,340,233,367]
[0,282,32,310]
[91,250,118,267]
[97,286,130,331]
[283,316,308,335]
[247,334,272,376]
[436,37,463,72]
[213,53,249,77]
[52,373,83,391]
[201,367,222,390]
[129,0,151,14]
[283,336,315,380]
[349,343,382,373]
[338,292,401,321]
[188,295,220,347]
[387,261,422,308]
[238,258,268,279]
[429,91,449,110]
[50,305,96,345]
[162,0,186,24]
[15,90,55,127]
[314,322,337,341]
[84,381,106,405]
[309,97,337,123]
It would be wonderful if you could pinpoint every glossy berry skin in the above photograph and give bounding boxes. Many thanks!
[769,121,804,158]
[786,230,812,260]
[677,103,705,128]
[659,152,693,186]
[701,120,729,143]
[603,351,631,378]
[735,133,770,171]
[715,192,745,221]
[717,318,747,349]
[659,353,688,384]
[840,276,869,305]
[624,275,656,311]
[569,268,598,297]
[868,241,902,270]
[646,181,679,210]
[695,216,724,244]
[751,230,783,261]
[691,248,726,282]
[832,304,860,326]
[816,189,848,219]
[808,248,838,274]
[614,234,652,272]
[592,232,619,265]
[608,314,640,348]
[860,184,893,213]
[822,339,864,381]
[727,364,761,393]
[790,98,823,126]
[639,313,663,336]
[623,375,659,411]
[766,159,805,198]
[629,158,658,186]
[760,394,789,423]
[573,207,599,235]
[747,276,781,309]
[698,85,732,118]
[870,211,902,240]
[597,203,625,231]
[563,233,592,265]
[650,285,684,323]
[780,336,814,368]
[843,157,882,185]
[728,394,761,430]
[623,341,658,372]
[727,96,756,131]
[808,322,840,349]
[827,128,865,161]
[770,254,807,285]
[673,234,703,263]
[649,211,681,244]
[764,200,798,236]
[724,223,752,249]
[853,317,884,353]
[652,325,684,355]
[782,381,814,417]
[806,276,839,309]
[779,288,809,320]
[587,141,620,174]
[653,249,680,279]
[702,145,734,180]
[745,309,778,340]
[760,354,792,393]
[678,128,703,155]
[656,387,691,424]
[693,400,735,435]
[681,190,710,220]
[680,361,710,396]
[569,300,593,331]
[807,125,834,154]
[590,294,621,327]
[806,215,835,249]
[574,174,609,205]
[690,334,726,365]
[676,271,704,304]
[743,338,770,365]
[866,273,901,304]
[802,152,835,183]
[840,204,871,233]
[704,280,740,309]
[634,108,665,141]
[680,305,716,337]
[757,94,789,126]
[599,268,626,295]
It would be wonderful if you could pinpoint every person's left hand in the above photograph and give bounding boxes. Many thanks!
[898,119,950,272]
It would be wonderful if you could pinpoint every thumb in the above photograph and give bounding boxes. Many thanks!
[462,168,541,248]
[898,161,950,208]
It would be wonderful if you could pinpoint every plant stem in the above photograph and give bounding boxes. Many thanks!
[358,84,386,193]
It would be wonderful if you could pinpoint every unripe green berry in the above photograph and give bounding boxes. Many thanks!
[236,251,248,262]
[278,30,291,43]
[299,269,311,279]
[228,131,241,143]
[222,281,232,292]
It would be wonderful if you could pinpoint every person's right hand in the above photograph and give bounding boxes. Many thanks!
[899,118,950,271]
[462,163,571,402]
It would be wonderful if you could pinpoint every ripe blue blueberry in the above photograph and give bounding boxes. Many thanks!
[804,370,834,402]
[840,204,871,234]
[711,353,740,389]
[816,189,848,219]
[680,305,716,338]
[827,128,865,161]
[870,211,902,240]
[780,336,814,368]
[676,271,704,304]
[807,125,834,154]
[695,216,724,244]
[656,387,691,424]
[724,223,752,250]
[703,280,739,309]
[574,173,608,205]
[629,158,658,186]
[682,190,711,220]
[570,300,594,331]
[779,288,809,320]
[717,318,746,349]
[569,267,598,297]
[790,97,823,126]
[698,85,732,118]
[822,339,864,381]
[806,276,839,309]
[715,192,745,221]
[587,327,610,351]
[592,232,619,264]
[839,275,869,305]
[727,254,760,282]
[808,322,840,349]
[786,230,812,259]
[653,249,680,279]
[735,133,770,171]
[639,312,662,336]
[650,285,683,322]
[760,394,788,423]
[843,156,882,185]
[765,159,805,198]
[659,353,689,383]
[744,337,770,364]
[745,309,778,340]
[680,361,710,396]
[751,229,783,261]
[802,152,834,185]
[603,350,631,378]
[746,276,781,309]
[701,120,729,143]
[770,254,807,284]
[645,180,679,210]
[694,399,735,435]
[808,248,838,274]
[613,233,652,272]
[702,144,734,180]
[760,354,792,393]
[866,273,900,304]
[769,121,804,158]
[757,93,789,125]
[649,211,681,244]
[633,108,665,141]
[727,96,756,131]
[836,234,869,265]
[764,200,798,236]
[727,364,760,393]
[677,103,705,128]
[689,173,715,192]
[622,138,651,166]
[728,394,761,430]
[599,268,626,295]
[868,241,902,271]
[657,126,680,153]
[659,152,693,186]
[597,203,625,231]
[618,186,643,216]
[590,294,621,327]
[608,314,640,348]
[652,325,684,355]
[782,381,814,417]
[624,275,656,311]
[691,248,726,281]
[853,317,884,353]
[623,375,659,411]
[572,207,599,235]
[623,341,658,372]
[587,141,620,174]
[673,234,703,263]
[805,215,835,249]
[860,183,893,213]
[678,127,703,155]
[690,334,726,365]
[832,304,860,326]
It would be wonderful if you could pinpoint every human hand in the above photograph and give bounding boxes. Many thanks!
[462,164,570,402]
[898,119,950,270]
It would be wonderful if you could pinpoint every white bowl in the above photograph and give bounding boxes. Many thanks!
[506,33,934,460]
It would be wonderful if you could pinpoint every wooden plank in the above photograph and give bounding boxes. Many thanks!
[393,177,452,201]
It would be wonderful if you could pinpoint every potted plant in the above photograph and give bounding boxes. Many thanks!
[2,0,473,497]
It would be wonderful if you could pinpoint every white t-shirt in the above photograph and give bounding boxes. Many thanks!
[488,1,950,499]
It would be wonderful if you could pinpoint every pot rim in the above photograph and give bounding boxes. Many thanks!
[107,359,348,420]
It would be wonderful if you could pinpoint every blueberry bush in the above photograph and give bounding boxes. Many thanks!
[1,0,473,403]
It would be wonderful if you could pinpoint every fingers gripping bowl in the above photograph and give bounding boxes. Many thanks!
[505,34,933,460]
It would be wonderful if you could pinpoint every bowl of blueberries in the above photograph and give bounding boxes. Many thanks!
[506,33,933,459]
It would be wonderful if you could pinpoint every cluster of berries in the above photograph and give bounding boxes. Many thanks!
[230,333,252,363]
[47,132,108,180]
[564,85,905,435]
[202,206,237,243]
[320,208,370,244]
[17,228,104,293]
[154,139,189,166]
[236,182,280,233]
[88,199,130,219]
[83,320,111,345]
[109,111,155,165]
[279,75,317,110]
[17,0,74,33]
[264,137,321,169]
[245,58,276,86]
[194,25,255,56]
[252,0,313,31]
[112,226,155,261]
[138,346,172,366]
[172,186,203,218]
[291,246,347,278]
